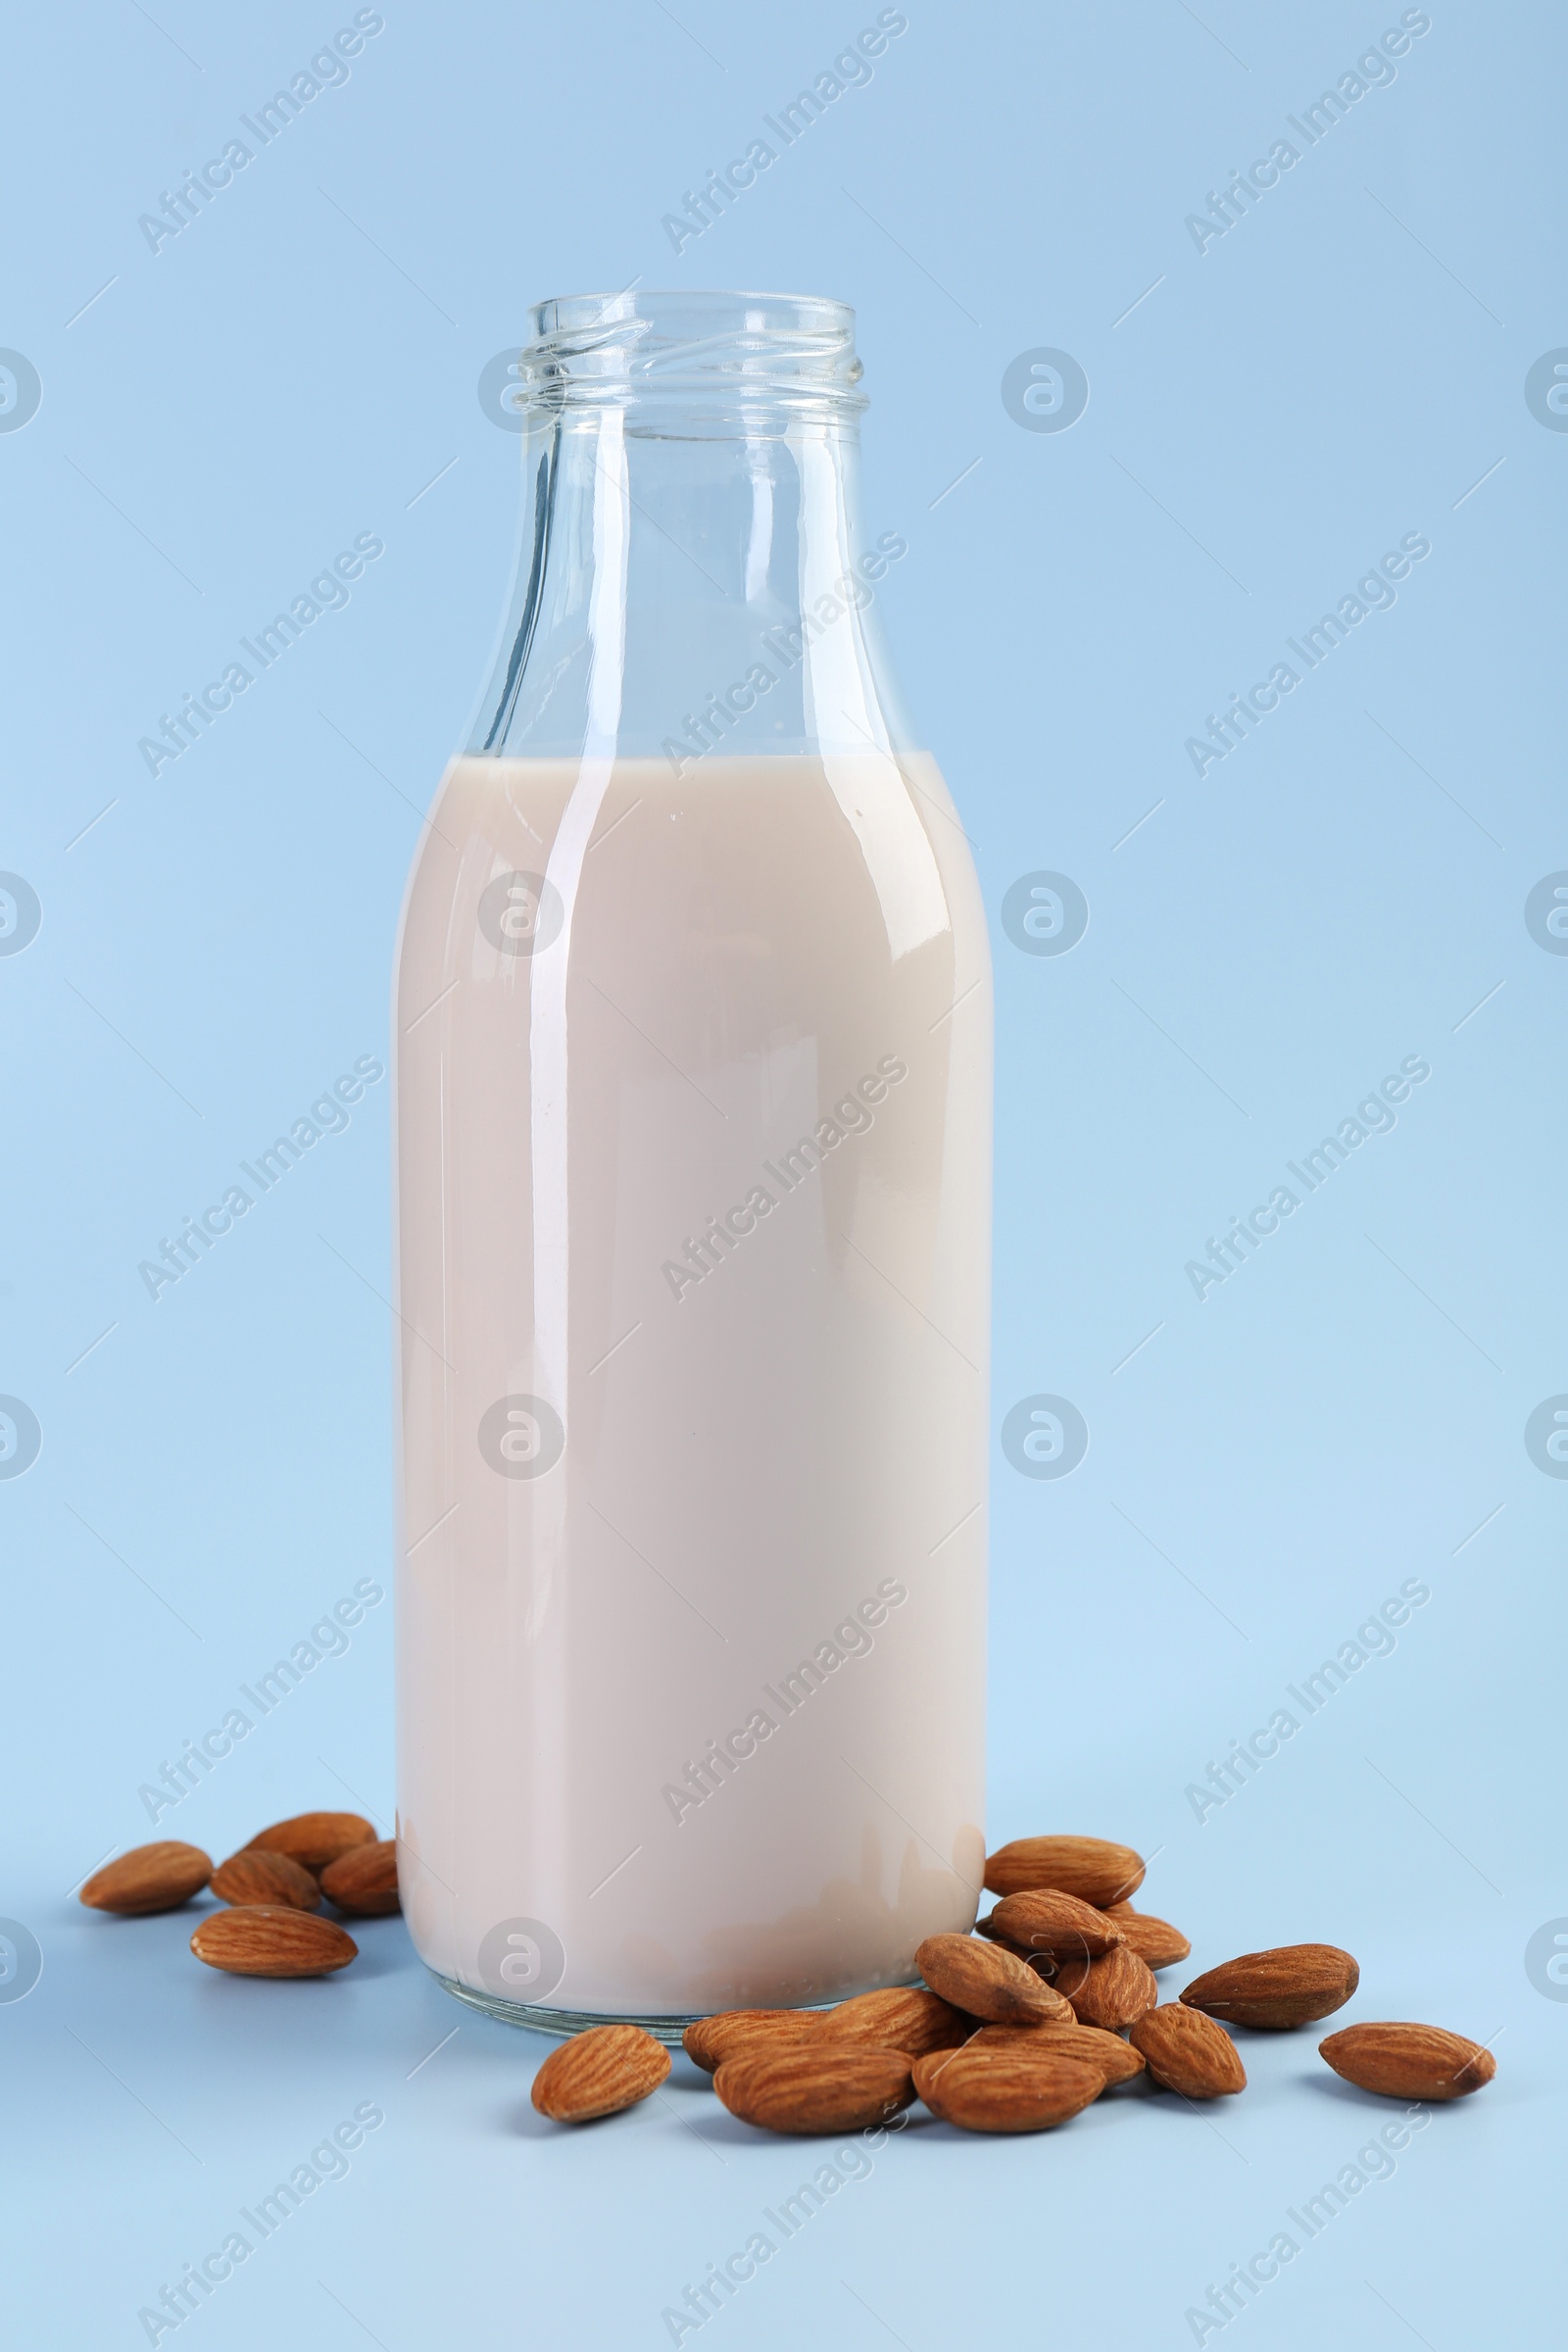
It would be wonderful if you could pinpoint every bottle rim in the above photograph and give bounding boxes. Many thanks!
[518,289,867,418]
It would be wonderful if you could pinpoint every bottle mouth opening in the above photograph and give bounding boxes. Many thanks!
[518,290,866,419]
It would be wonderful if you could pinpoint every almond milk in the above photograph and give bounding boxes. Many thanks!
[393,747,989,2027]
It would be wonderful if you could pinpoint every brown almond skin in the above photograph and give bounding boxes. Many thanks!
[982,1836,1146,1907]
[812,1986,971,2057]
[714,2046,914,2134]
[972,1919,1044,1968]
[1104,1903,1193,1969]
[531,2026,670,2122]
[319,1840,400,1916]
[976,1923,1093,1984]
[1066,1944,1159,2033]
[79,1841,212,1916]
[1182,1944,1359,2030]
[913,2045,1104,2132]
[682,2011,821,2074]
[964,2021,1146,2085]
[211,1850,321,1912]
[988,1889,1124,1961]
[1319,2023,1495,2101]
[1131,2003,1248,2097]
[246,1812,375,1875]
[915,1934,1072,2025]
[189,1904,358,1978]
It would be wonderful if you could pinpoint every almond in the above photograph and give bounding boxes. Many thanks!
[972,1921,1074,1980]
[1182,1944,1359,2030]
[246,1812,376,1875]
[912,2044,1104,2132]
[319,1839,400,1916]
[531,2025,671,2122]
[682,2011,821,2074]
[1318,2023,1495,2101]
[963,2021,1146,2085]
[811,1986,971,2057]
[1064,1943,1158,2033]
[1130,2003,1247,2097]
[189,1904,358,1978]
[988,1889,1123,1960]
[982,1835,1145,1906]
[714,2045,914,2134]
[972,1918,1046,1968]
[915,1933,1073,2025]
[210,1850,321,1912]
[79,1840,212,1916]
[1103,1903,1192,1969]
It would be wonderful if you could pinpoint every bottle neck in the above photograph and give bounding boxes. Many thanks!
[469,408,912,766]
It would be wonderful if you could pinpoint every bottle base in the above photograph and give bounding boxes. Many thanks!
[428,1967,852,2044]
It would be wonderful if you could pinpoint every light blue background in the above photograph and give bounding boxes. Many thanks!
[2,1,1560,2344]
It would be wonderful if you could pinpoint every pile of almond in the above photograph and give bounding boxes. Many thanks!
[530,1833,1497,2132]
[78,1814,399,1978]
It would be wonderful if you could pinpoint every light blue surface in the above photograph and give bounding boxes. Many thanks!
[2,2,1558,2344]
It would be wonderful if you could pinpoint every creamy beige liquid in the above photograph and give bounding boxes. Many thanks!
[393,753,990,2022]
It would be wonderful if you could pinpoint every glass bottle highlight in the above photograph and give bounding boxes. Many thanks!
[393,292,991,2034]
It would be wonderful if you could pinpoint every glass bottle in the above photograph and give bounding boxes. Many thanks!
[393,291,991,2035]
